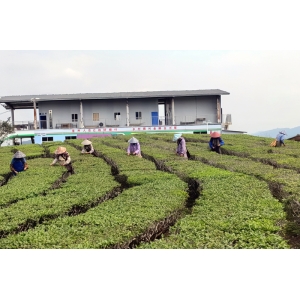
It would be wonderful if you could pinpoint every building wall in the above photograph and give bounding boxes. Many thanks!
[82,99,127,126]
[39,101,81,129]
[81,98,158,126]
[126,98,158,125]
[38,96,218,128]
[174,96,218,124]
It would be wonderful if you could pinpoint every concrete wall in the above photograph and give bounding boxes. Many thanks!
[38,96,219,128]
[39,101,81,129]
[174,96,218,124]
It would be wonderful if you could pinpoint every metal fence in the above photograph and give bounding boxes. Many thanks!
[12,113,231,130]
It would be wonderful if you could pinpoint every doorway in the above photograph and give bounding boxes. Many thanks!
[151,112,159,126]
[40,115,47,129]
[158,98,172,125]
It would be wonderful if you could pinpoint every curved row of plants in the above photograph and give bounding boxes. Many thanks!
[138,133,300,242]
[0,158,67,208]
[0,143,119,240]
[0,144,47,184]
[94,135,288,248]
[0,132,298,248]
[0,140,188,248]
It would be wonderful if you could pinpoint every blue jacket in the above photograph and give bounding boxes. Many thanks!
[11,158,26,172]
[276,133,285,143]
[209,137,224,149]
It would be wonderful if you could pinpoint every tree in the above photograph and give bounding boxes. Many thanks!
[0,118,14,145]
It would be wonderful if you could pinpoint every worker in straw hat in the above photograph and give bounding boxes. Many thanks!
[10,150,28,175]
[275,131,286,147]
[50,146,74,173]
[81,139,94,154]
[173,133,188,158]
[127,137,142,157]
[209,132,224,154]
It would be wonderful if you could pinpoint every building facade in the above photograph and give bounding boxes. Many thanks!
[1,89,231,144]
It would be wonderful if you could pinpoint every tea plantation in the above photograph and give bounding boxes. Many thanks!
[1,133,299,249]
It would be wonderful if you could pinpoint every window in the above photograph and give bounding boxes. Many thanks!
[42,137,54,141]
[65,136,76,140]
[93,113,99,121]
[72,114,78,122]
[135,112,142,120]
[114,112,121,120]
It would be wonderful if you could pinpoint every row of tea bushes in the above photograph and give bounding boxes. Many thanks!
[146,133,300,240]
[136,142,289,248]
[139,135,300,238]
[0,141,188,248]
[0,177,187,248]
[0,144,46,182]
[0,145,118,239]
[0,146,16,180]
[0,158,66,208]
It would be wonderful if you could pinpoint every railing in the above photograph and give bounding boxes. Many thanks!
[55,123,77,129]
[11,114,231,131]
[13,121,36,130]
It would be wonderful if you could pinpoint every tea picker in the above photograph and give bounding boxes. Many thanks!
[81,139,95,154]
[173,133,189,158]
[10,150,28,175]
[50,146,74,174]
[127,137,142,157]
[208,132,224,154]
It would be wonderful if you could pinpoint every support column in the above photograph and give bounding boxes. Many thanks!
[126,100,130,126]
[79,100,84,128]
[31,98,40,130]
[33,100,37,129]
[171,97,175,125]
[217,97,221,123]
[11,108,15,128]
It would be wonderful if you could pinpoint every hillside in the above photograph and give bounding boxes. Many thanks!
[0,133,300,249]
[251,126,300,138]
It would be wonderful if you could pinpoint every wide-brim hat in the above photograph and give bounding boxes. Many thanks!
[279,131,286,135]
[13,150,26,158]
[173,133,182,141]
[210,132,221,138]
[81,139,92,145]
[55,146,67,154]
[128,137,139,144]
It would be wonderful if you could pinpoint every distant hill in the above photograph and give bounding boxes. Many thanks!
[251,126,300,138]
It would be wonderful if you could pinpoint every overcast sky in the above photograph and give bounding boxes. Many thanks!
[2,0,300,295]
[1,1,300,135]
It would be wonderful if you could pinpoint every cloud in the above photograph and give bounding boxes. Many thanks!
[64,68,82,79]
[1,50,300,133]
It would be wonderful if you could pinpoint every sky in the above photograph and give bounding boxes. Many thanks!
[1,1,300,297]
[1,50,299,134]
[1,1,300,135]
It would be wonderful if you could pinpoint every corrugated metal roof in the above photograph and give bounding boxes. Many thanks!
[0,89,230,109]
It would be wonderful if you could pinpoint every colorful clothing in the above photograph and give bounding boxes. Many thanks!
[276,133,285,146]
[10,157,27,172]
[127,143,141,155]
[209,137,224,154]
[176,137,187,158]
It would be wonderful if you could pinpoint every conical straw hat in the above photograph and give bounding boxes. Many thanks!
[128,137,139,143]
[55,146,67,154]
[173,133,182,141]
[13,150,26,158]
[81,139,92,145]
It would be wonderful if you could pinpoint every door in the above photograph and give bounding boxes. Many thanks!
[151,112,158,126]
[40,115,47,129]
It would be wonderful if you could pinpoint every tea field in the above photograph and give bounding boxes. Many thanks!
[1,133,300,249]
